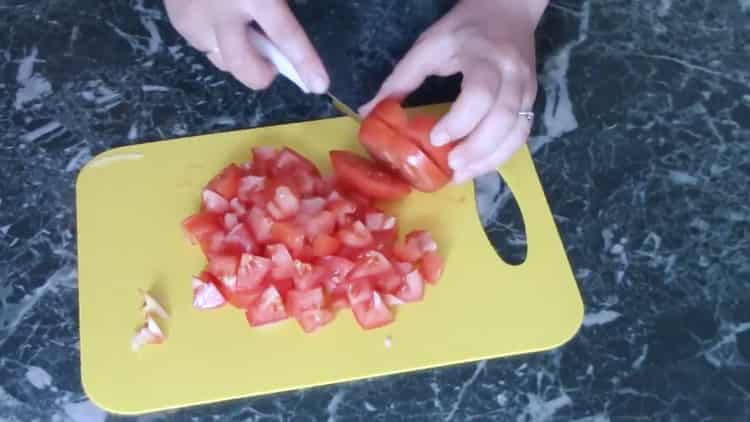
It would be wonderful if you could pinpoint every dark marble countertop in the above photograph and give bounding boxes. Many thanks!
[2,0,749,421]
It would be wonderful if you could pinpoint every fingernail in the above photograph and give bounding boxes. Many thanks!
[431,130,450,146]
[308,73,328,94]
[453,171,471,184]
[449,154,463,170]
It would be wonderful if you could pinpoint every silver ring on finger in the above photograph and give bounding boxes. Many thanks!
[518,111,534,122]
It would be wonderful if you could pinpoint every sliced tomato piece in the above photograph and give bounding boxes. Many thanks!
[347,278,373,306]
[201,189,229,214]
[267,243,295,280]
[229,197,247,215]
[192,276,226,309]
[350,250,392,279]
[395,270,425,303]
[351,291,393,330]
[207,255,239,287]
[329,150,411,200]
[266,184,300,220]
[271,222,305,253]
[338,221,373,248]
[359,118,449,192]
[182,211,222,244]
[318,256,355,294]
[392,241,422,263]
[272,278,295,296]
[329,292,350,311]
[206,164,244,199]
[224,223,256,254]
[274,147,321,176]
[370,98,409,130]
[251,147,279,176]
[199,230,226,257]
[237,175,266,203]
[236,254,271,292]
[247,206,274,243]
[245,286,288,326]
[312,234,341,257]
[406,230,438,254]
[285,287,325,316]
[419,251,444,284]
[406,114,454,176]
[292,261,329,291]
[374,271,404,294]
[296,309,334,333]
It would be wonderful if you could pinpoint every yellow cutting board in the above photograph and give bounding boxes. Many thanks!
[76,103,583,415]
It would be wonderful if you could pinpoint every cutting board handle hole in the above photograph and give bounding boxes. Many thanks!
[474,172,527,266]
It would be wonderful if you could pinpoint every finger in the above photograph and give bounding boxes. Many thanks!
[429,59,499,146]
[254,2,329,94]
[359,35,458,117]
[205,47,227,71]
[453,115,532,183]
[448,73,524,173]
[215,22,277,89]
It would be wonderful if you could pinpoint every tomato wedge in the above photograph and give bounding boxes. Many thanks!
[329,150,411,200]
[245,286,288,326]
[351,291,393,330]
[182,211,222,244]
[206,164,244,199]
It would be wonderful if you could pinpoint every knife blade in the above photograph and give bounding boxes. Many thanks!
[247,27,360,122]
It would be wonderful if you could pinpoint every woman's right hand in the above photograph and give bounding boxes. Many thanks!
[164,0,329,93]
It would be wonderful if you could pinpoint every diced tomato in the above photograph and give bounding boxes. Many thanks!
[406,230,438,254]
[315,173,337,197]
[237,175,266,202]
[285,287,324,316]
[296,244,314,262]
[299,197,326,215]
[351,291,394,330]
[365,212,396,232]
[229,198,247,215]
[271,222,305,253]
[359,117,449,192]
[292,261,329,290]
[347,278,373,306]
[327,198,357,226]
[272,278,295,296]
[206,164,244,199]
[369,98,409,130]
[383,293,405,307]
[236,254,271,291]
[207,255,239,287]
[192,276,226,309]
[301,210,336,239]
[395,270,424,303]
[273,147,320,176]
[224,223,256,254]
[329,292,350,311]
[267,244,295,280]
[350,250,392,279]
[247,206,274,243]
[201,189,230,214]
[374,271,404,294]
[318,256,355,294]
[406,114,454,176]
[338,221,373,248]
[245,286,288,326]
[251,147,279,176]
[393,261,415,275]
[392,241,422,263]
[224,213,240,230]
[312,234,340,257]
[182,211,222,244]
[419,251,444,284]
[296,309,334,333]
[199,231,226,257]
[266,185,300,221]
[330,150,411,200]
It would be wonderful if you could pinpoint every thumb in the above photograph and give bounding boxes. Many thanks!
[360,35,456,116]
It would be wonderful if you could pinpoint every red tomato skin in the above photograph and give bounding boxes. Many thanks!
[329,150,411,200]
[370,98,409,130]
[273,147,321,177]
[419,251,444,284]
[251,147,279,176]
[206,164,244,199]
[405,114,454,176]
[182,211,223,244]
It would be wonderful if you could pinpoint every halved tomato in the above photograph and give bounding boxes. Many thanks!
[351,291,394,330]
[330,150,411,200]
[406,114,454,176]
[359,118,449,192]
[245,286,288,326]
[206,164,244,199]
[419,251,444,284]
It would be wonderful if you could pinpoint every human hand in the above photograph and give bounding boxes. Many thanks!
[360,0,547,183]
[164,0,329,93]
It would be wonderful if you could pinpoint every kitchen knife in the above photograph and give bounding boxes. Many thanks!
[247,27,361,122]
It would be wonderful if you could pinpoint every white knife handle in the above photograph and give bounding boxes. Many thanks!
[247,27,309,93]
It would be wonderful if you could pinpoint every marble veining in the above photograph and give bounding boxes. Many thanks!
[1,0,749,421]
